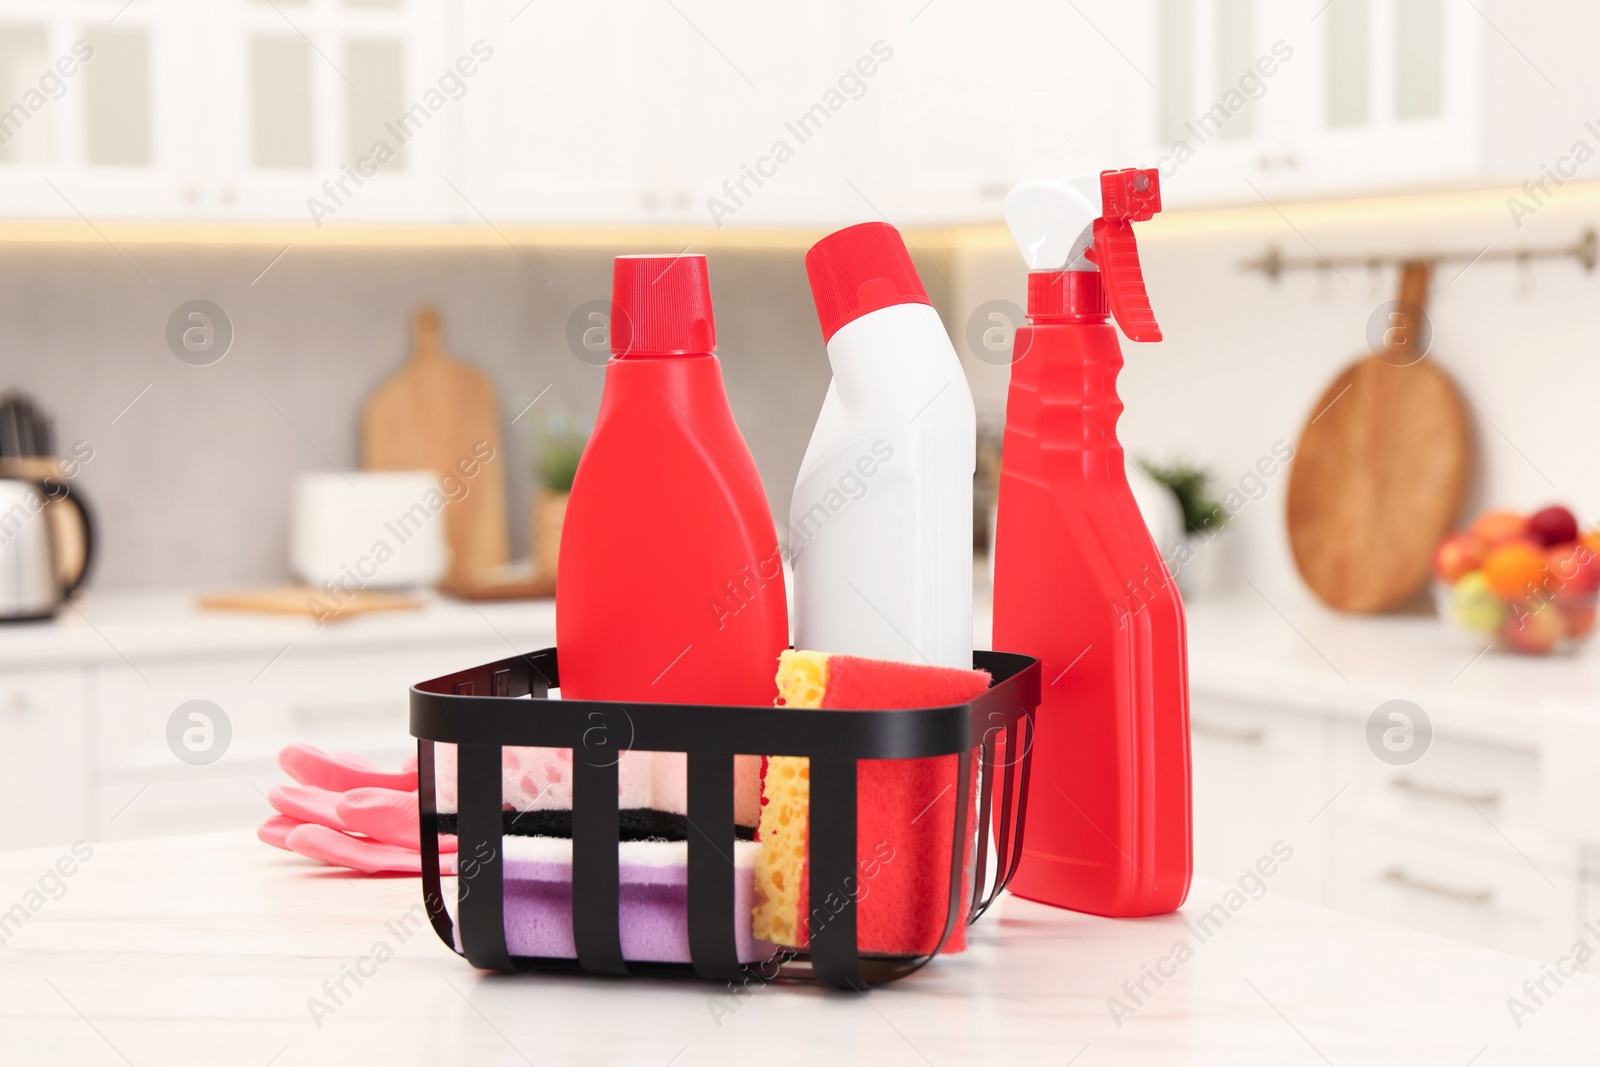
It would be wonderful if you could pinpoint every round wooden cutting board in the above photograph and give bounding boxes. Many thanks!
[1286,263,1471,614]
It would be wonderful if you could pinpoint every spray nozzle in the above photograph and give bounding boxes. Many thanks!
[1099,167,1161,223]
[1005,168,1163,343]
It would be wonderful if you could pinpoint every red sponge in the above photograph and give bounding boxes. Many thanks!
[753,650,989,956]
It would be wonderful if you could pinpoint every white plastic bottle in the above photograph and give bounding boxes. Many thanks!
[790,222,976,669]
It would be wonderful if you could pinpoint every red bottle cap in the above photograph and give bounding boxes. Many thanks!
[610,254,716,358]
[1027,270,1108,322]
[804,222,931,343]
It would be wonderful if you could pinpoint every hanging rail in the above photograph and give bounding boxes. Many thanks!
[1242,228,1597,281]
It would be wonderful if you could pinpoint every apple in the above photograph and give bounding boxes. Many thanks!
[1529,505,1580,547]
[1470,509,1531,546]
[1451,571,1506,633]
[1559,600,1598,639]
[1502,601,1565,654]
[1542,541,1577,595]
[1433,533,1489,584]
[1548,543,1600,595]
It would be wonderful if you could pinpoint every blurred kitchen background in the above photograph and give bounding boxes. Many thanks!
[5,0,1600,971]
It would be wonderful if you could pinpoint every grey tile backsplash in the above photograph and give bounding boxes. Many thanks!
[4,243,888,589]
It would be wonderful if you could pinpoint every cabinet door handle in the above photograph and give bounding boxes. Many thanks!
[1382,867,1493,906]
[1192,720,1265,744]
[1391,777,1499,808]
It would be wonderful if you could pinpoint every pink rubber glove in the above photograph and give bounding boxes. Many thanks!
[285,823,457,877]
[277,743,418,792]
[259,744,455,876]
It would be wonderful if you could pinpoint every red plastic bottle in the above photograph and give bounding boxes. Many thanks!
[993,170,1191,917]
[557,254,788,708]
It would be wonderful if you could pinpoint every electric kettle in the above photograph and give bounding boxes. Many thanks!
[0,476,94,621]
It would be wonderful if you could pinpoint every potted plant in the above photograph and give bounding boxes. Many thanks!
[1138,458,1233,596]
[532,412,588,580]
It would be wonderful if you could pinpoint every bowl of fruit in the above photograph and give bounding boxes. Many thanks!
[1432,504,1600,655]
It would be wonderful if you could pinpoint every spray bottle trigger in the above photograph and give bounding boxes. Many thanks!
[1087,218,1162,343]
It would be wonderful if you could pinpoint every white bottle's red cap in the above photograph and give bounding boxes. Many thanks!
[804,222,931,344]
[610,254,716,357]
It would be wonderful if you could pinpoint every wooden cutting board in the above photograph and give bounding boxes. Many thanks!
[444,562,556,602]
[199,586,422,621]
[1286,262,1471,614]
[360,307,509,585]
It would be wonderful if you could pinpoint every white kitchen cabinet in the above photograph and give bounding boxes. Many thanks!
[355,0,1545,223]
[1189,692,1332,905]
[0,0,197,219]
[0,670,89,849]
[0,590,558,849]
[453,0,642,224]
[848,0,1158,227]
[1329,818,1584,963]
[847,2,1027,227]
[659,2,866,229]
[1149,0,1487,206]
[95,774,271,842]
[1332,718,1571,867]
[1324,714,1589,961]
[1190,681,1590,963]
[0,0,458,223]
[1278,0,1485,198]
[0,0,1529,224]
[91,672,406,840]
[89,641,510,841]
[541,0,1161,231]
[203,0,459,224]
[1581,857,1600,975]
[0,0,1165,227]
[456,1,871,227]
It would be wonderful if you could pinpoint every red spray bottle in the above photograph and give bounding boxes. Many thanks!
[993,169,1191,917]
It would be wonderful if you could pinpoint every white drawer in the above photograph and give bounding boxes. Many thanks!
[1332,719,1566,864]
[1331,818,1583,961]
[0,669,88,849]
[93,723,420,840]
[92,643,497,774]
[96,773,273,841]
[1582,859,1600,975]
[1540,704,1600,850]
[1190,695,1334,906]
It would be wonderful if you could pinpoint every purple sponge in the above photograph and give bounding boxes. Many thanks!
[451,838,773,964]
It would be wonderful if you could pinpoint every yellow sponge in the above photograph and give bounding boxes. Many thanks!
[751,650,826,946]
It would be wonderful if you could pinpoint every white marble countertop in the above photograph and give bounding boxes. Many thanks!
[15,580,1595,744]
[1181,590,1600,748]
[2,831,1596,1065]
[974,581,1600,748]
[0,587,558,672]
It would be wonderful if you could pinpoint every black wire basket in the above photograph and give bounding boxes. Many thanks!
[410,647,1038,989]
